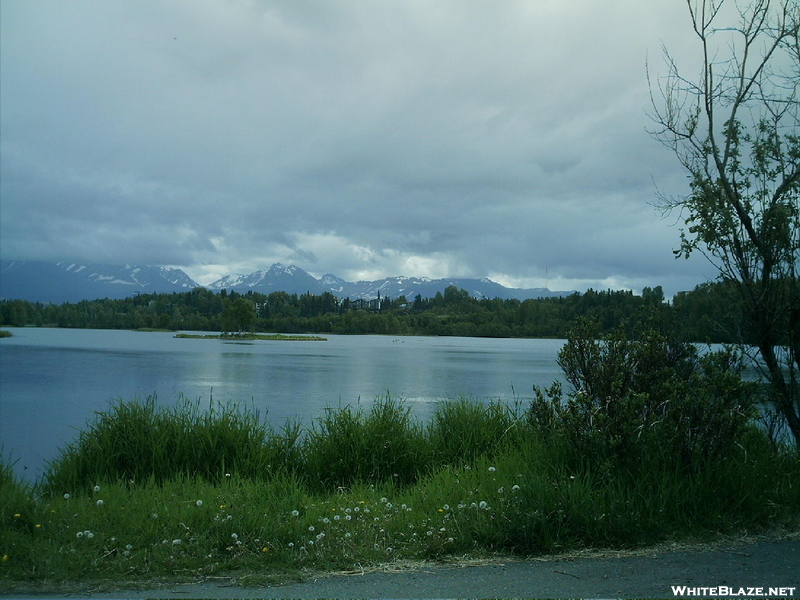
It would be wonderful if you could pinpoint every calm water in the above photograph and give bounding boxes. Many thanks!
[0,328,566,480]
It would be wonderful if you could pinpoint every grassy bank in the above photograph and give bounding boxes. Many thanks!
[2,396,799,588]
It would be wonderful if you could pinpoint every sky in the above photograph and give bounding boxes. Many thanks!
[0,0,720,297]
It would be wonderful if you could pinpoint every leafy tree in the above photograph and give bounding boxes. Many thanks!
[649,0,800,446]
[221,297,256,335]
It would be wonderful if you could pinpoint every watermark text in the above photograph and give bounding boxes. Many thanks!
[672,586,796,597]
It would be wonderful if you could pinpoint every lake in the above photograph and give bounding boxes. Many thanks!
[0,328,567,481]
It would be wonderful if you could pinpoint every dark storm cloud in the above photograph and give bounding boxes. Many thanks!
[1,0,707,295]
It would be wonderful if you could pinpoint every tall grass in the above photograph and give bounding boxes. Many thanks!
[303,396,428,492]
[4,387,799,586]
[42,395,302,494]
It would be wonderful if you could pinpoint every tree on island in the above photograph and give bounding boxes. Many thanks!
[221,297,256,336]
[649,0,799,446]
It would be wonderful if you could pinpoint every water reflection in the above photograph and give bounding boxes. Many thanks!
[0,329,566,480]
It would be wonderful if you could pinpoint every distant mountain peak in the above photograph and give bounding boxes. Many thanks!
[1,260,576,304]
[0,260,200,304]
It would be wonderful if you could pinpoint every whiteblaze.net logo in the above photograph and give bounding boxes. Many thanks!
[671,586,797,597]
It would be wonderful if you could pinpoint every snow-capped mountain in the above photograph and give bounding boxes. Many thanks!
[207,263,325,296]
[328,274,570,301]
[0,260,200,304]
[209,264,573,301]
[1,260,574,304]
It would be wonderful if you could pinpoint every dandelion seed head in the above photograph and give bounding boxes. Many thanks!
[96,499,104,506]
[308,525,315,532]
[291,510,300,517]
[488,466,496,472]
[76,531,84,539]
[196,500,203,507]
[172,539,181,545]
[512,485,521,491]
[63,493,70,499]
[86,532,94,539]
[93,485,101,492]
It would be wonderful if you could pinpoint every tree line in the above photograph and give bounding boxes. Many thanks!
[0,281,754,343]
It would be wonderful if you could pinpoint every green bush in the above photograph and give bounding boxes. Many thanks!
[528,321,758,474]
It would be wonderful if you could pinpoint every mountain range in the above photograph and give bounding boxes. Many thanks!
[0,260,575,304]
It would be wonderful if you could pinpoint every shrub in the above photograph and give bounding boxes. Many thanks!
[528,320,758,474]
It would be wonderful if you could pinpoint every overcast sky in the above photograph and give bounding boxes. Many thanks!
[1,0,720,296]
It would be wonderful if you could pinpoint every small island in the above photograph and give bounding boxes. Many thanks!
[174,332,326,341]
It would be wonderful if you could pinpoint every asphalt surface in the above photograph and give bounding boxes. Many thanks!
[2,537,798,599]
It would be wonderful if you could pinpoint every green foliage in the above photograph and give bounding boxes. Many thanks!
[528,321,758,474]
[3,427,798,585]
[0,282,739,342]
[303,396,428,492]
[42,396,301,493]
[427,398,520,465]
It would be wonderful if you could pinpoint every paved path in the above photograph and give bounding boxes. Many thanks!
[3,537,798,599]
